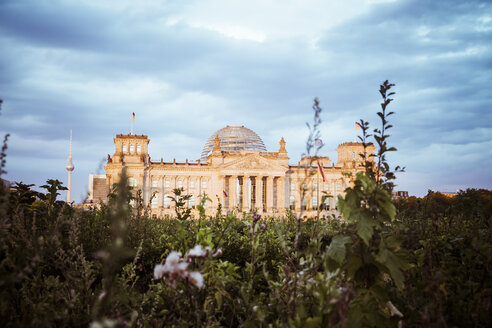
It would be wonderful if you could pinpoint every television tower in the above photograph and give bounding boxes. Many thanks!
[66,129,74,203]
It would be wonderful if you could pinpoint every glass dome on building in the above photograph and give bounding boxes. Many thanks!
[201,125,267,161]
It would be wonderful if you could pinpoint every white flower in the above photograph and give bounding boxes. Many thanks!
[154,249,205,289]
[188,271,204,289]
[187,245,207,258]
[212,248,223,257]
[164,251,182,268]
[175,261,189,275]
[154,264,166,279]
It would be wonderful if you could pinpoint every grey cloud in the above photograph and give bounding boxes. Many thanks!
[0,0,491,199]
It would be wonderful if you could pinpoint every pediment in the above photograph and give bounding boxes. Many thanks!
[219,153,287,174]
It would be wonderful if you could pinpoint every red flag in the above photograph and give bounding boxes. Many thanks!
[132,112,135,121]
[317,162,328,183]
[355,122,360,130]
[223,190,228,198]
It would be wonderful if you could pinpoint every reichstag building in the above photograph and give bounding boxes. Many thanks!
[89,126,373,217]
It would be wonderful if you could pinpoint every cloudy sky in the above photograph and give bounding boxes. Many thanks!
[0,0,491,202]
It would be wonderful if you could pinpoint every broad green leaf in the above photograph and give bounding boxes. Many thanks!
[375,246,405,289]
[327,235,352,264]
[357,216,374,246]
[376,189,396,220]
[346,255,363,279]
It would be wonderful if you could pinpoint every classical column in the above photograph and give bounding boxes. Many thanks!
[229,175,237,210]
[138,173,145,203]
[255,176,263,212]
[221,175,227,209]
[266,176,274,213]
[242,175,250,211]
[277,176,285,214]
[185,176,190,208]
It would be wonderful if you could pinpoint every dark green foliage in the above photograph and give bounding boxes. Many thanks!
[170,187,192,220]
[393,189,492,327]
[0,85,490,327]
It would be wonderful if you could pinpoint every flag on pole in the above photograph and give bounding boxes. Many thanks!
[317,162,328,183]
[355,122,360,130]
[314,138,323,147]
[132,112,135,121]
[223,190,228,198]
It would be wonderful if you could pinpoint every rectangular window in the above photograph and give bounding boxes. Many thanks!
[314,183,318,191]
[190,181,195,188]
[322,196,330,210]
[324,183,329,190]
[290,183,295,191]
[289,196,296,210]
[165,180,170,188]
[312,196,318,208]
[336,183,341,191]
[152,180,158,188]
[151,194,158,208]
[189,195,195,208]
[202,181,207,189]
[122,145,127,152]
[177,180,183,188]
[130,145,135,153]
[352,152,355,159]
[164,194,171,208]
[137,145,141,153]
[128,177,137,187]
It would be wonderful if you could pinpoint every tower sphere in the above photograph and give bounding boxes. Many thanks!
[66,162,74,171]
[201,125,267,161]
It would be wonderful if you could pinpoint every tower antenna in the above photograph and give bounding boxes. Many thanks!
[66,129,74,203]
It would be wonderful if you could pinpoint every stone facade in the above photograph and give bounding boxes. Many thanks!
[93,126,374,217]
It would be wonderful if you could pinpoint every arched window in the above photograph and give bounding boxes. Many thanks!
[177,180,183,188]
[322,196,330,210]
[289,196,296,210]
[151,193,159,209]
[164,194,171,208]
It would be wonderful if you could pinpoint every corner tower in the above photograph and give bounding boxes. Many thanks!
[336,142,375,168]
[110,134,150,165]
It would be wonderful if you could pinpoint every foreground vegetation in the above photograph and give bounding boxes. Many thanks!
[1,183,491,327]
[0,84,490,327]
